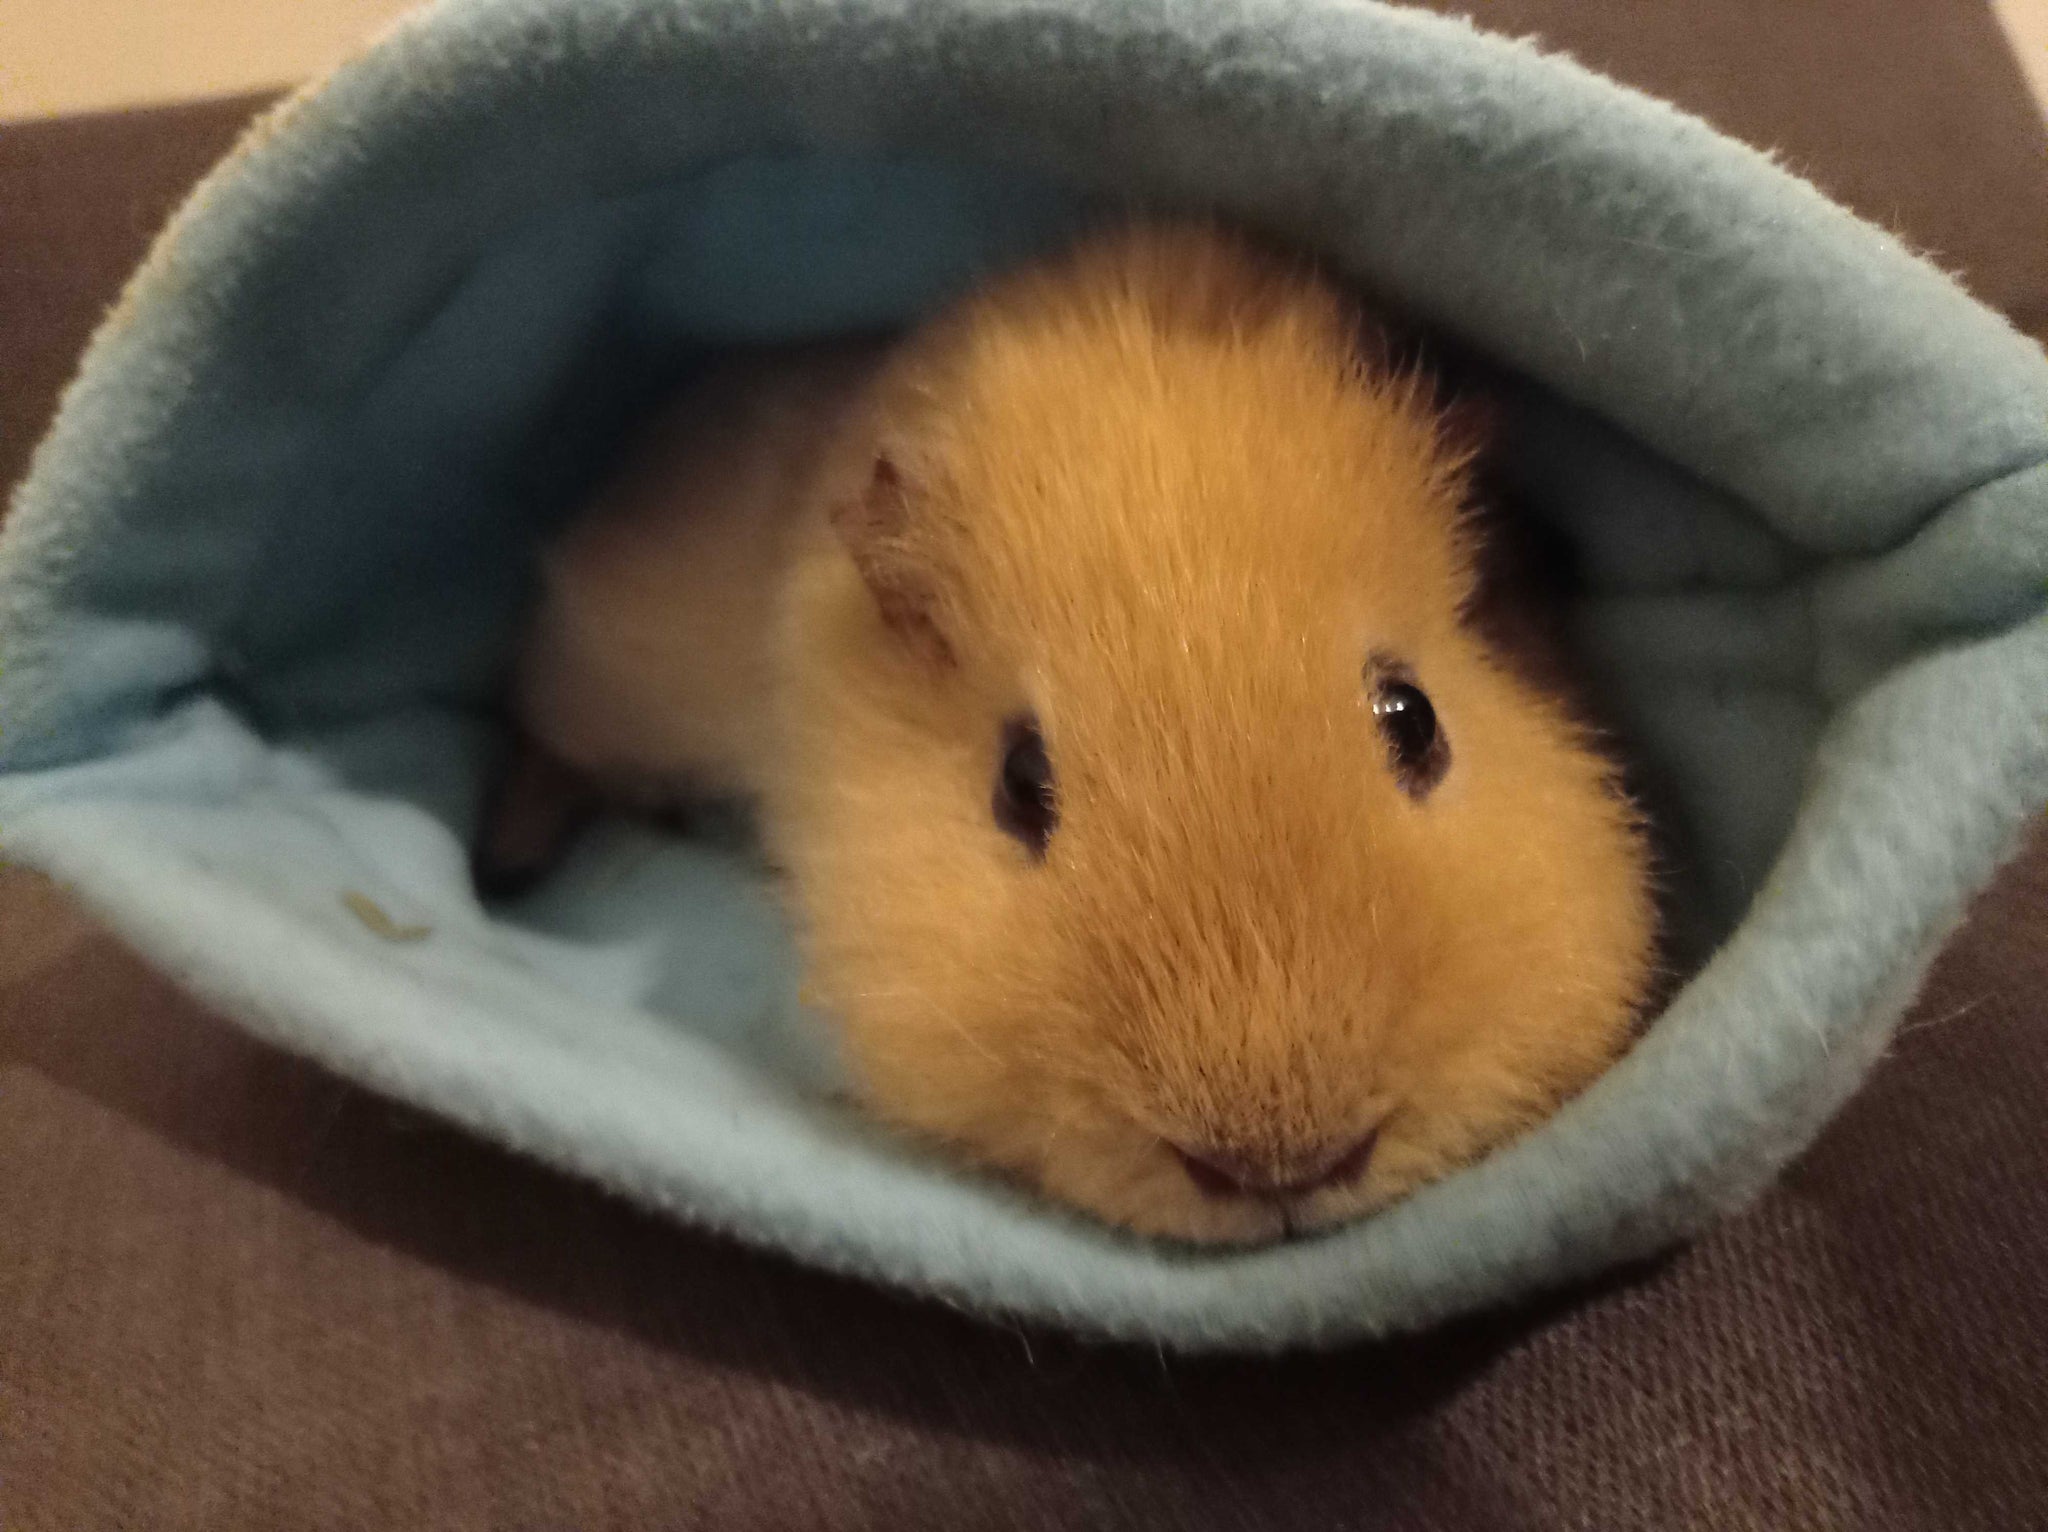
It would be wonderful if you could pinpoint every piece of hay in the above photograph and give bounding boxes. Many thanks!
[342,891,433,944]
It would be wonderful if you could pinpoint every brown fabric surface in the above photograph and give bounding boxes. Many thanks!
[3,8,2046,1529]
[0,95,268,503]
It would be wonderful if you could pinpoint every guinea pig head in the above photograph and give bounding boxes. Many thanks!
[768,228,1656,1244]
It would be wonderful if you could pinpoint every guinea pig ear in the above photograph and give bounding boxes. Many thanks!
[828,450,956,668]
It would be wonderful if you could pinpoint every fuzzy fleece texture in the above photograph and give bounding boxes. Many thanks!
[0,0,2043,1350]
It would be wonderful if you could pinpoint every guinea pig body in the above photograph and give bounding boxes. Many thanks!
[487,225,1657,1245]
[508,344,883,809]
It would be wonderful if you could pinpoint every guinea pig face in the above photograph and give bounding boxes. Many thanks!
[768,228,1656,1244]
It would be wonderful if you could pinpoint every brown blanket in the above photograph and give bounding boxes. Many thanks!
[3,4,2044,1526]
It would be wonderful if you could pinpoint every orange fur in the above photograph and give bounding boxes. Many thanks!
[506,225,1656,1244]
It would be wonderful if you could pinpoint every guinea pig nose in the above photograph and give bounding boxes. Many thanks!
[1303,1129,1382,1193]
[1172,1144,1262,1199]
[1172,1129,1380,1200]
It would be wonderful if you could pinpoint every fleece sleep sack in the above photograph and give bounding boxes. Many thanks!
[0,0,2044,1349]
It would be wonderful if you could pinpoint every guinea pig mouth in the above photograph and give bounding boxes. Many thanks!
[1168,1127,1382,1203]
[1140,1189,1359,1249]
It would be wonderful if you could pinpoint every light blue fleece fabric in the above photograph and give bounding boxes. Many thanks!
[2,0,2043,1349]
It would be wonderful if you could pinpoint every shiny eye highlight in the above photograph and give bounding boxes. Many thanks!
[1368,660,1449,797]
[993,714,1057,856]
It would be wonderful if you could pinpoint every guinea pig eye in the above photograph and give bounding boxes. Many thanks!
[994,714,1057,857]
[1368,661,1449,797]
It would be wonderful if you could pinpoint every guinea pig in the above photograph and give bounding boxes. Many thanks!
[479,223,1657,1245]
